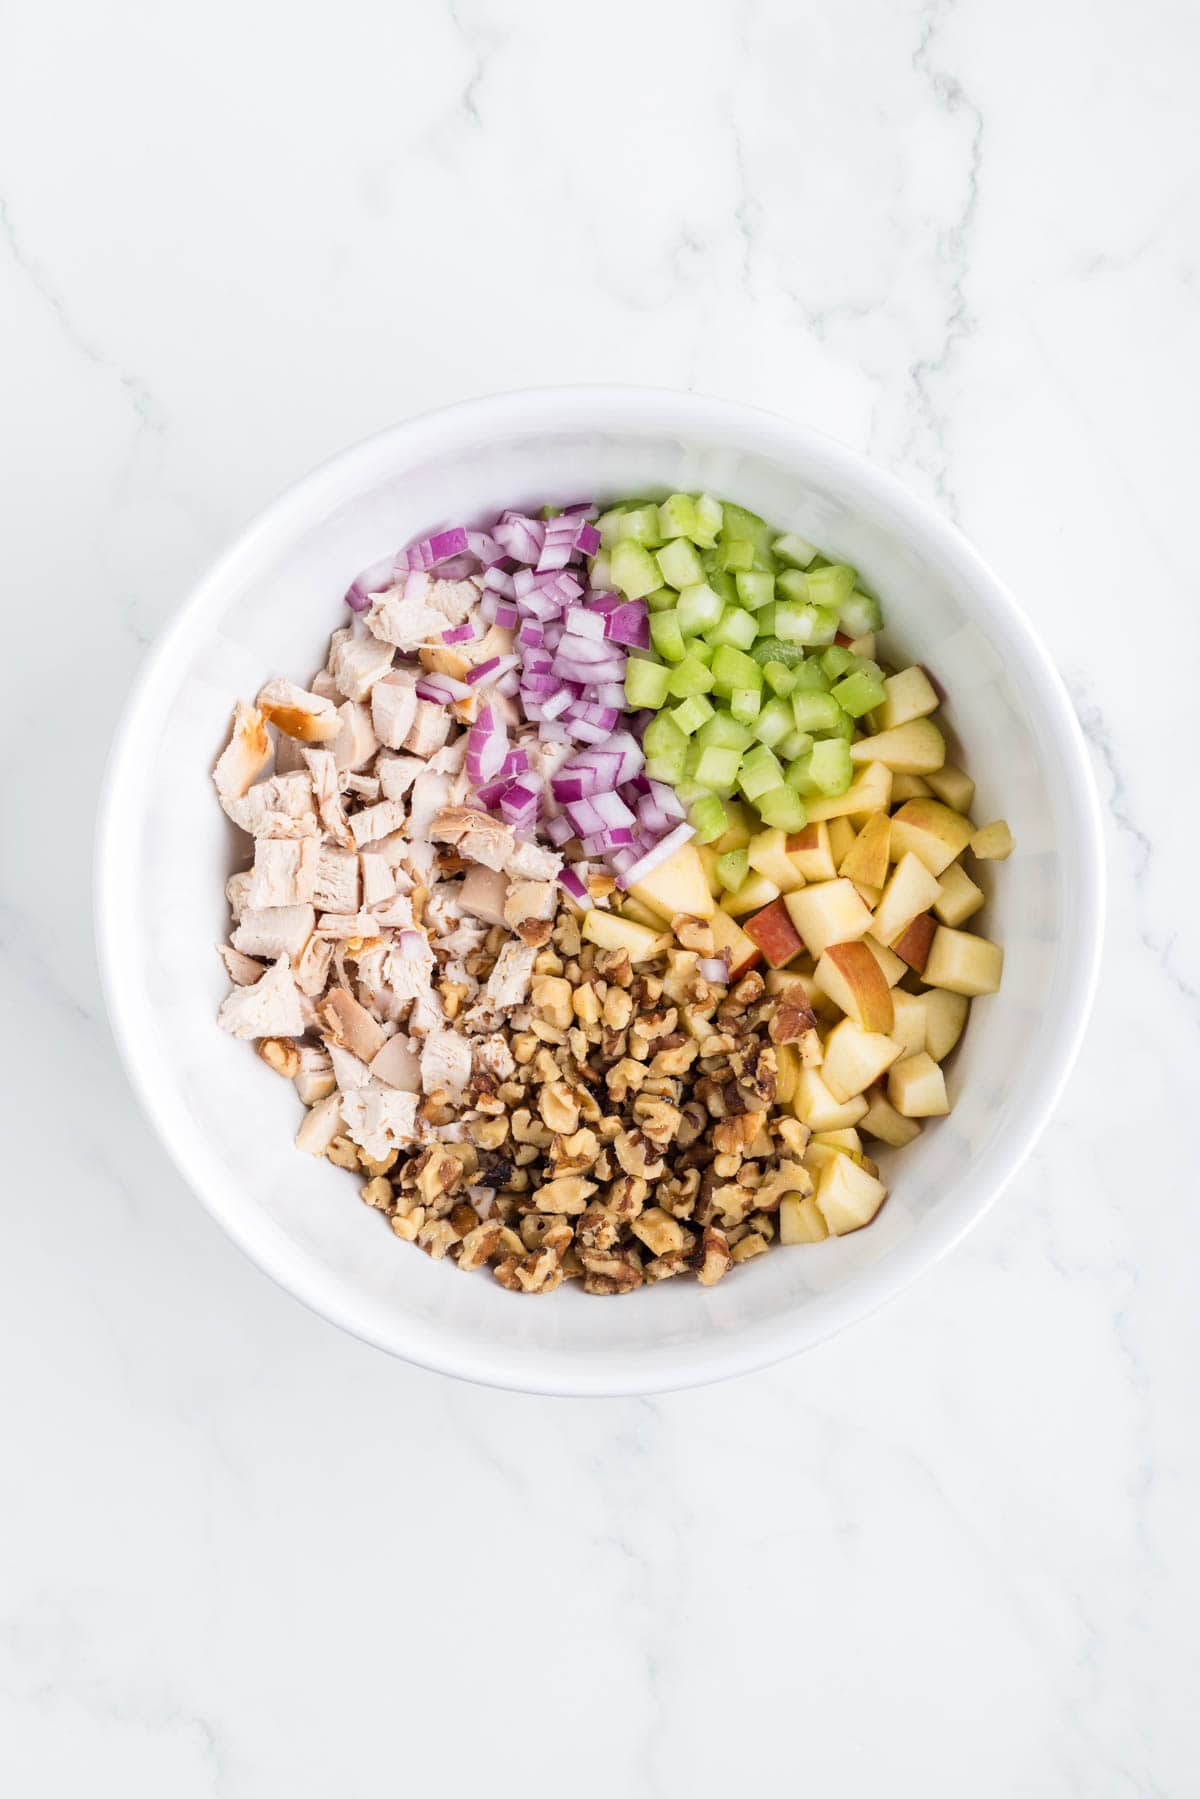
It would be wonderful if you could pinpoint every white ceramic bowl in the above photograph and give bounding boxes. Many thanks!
[96,388,1104,1395]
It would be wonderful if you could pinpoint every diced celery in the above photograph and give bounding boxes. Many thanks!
[711,645,763,697]
[645,585,680,613]
[774,601,807,643]
[670,694,715,735]
[735,570,775,610]
[595,509,626,551]
[763,660,797,696]
[649,610,687,663]
[676,582,724,636]
[692,493,724,547]
[656,537,706,590]
[612,539,662,600]
[790,603,839,646]
[716,537,755,573]
[750,635,804,669]
[623,656,671,710]
[706,606,758,651]
[838,590,883,637]
[656,494,698,542]
[757,785,808,831]
[808,737,853,795]
[739,744,785,801]
[692,744,741,791]
[730,687,762,724]
[773,532,819,569]
[779,729,814,762]
[697,711,754,753]
[643,711,688,762]
[789,656,832,693]
[804,563,857,608]
[775,568,811,605]
[849,654,884,683]
[791,690,843,734]
[820,645,856,680]
[708,568,737,606]
[820,708,855,741]
[646,750,688,784]
[785,753,821,797]
[690,638,716,665]
[690,794,729,843]
[716,848,749,892]
[667,654,716,698]
[720,503,777,570]
[614,504,663,548]
[754,604,777,638]
[831,670,886,718]
[753,696,796,748]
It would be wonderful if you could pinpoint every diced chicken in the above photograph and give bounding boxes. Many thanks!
[366,590,448,651]
[327,1043,373,1093]
[503,879,556,931]
[294,1067,336,1106]
[424,577,482,628]
[319,987,388,1063]
[312,844,360,913]
[349,796,408,848]
[331,700,379,773]
[273,733,308,775]
[309,669,343,703]
[256,678,341,744]
[225,771,318,839]
[248,837,318,909]
[524,737,575,813]
[360,850,397,907]
[226,870,253,922]
[329,632,395,702]
[420,1027,472,1101]
[232,904,316,961]
[316,910,378,938]
[303,748,353,847]
[369,1035,422,1091]
[486,940,537,1009]
[371,674,419,751]
[377,754,424,802]
[218,955,305,1039]
[473,1034,516,1082]
[295,1092,344,1156]
[403,700,452,758]
[343,773,381,801]
[407,768,453,842]
[340,1084,422,1160]
[293,932,334,996]
[384,930,438,1003]
[369,892,417,929]
[458,864,509,926]
[213,702,271,802]
[431,807,515,873]
[505,838,563,881]
[217,943,265,985]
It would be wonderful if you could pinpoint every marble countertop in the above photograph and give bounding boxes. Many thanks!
[3,1,1197,1792]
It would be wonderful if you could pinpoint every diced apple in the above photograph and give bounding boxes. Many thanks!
[619,895,668,931]
[860,1091,923,1148]
[892,910,936,973]
[804,760,893,822]
[970,819,1015,861]
[723,871,781,918]
[926,763,975,813]
[849,718,945,774]
[872,852,943,948]
[711,800,758,854]
[815,941,894,1033]
[629,841,715,922]
[826,814,857,868]
[696,843,723,897]
[747,826,806,893]
[785,879,875,959]
[887,1051,950,1117]
[890,773,934,801]
[878,665,940,730]
[768,968,835,1031]
[812,1128,863,1153]
[863,934,906,985]
[582,910,671,963]
[923,926,1003,997]
[786,820,837,882]
[775,1041,802,1106]
[743,897,806,968]
[888,798,974,876]
[933,860,984,928]
[821,1018,902,1102]
[710,906,762,981]
[779,1193,829,1244]
[840,812,890,889]
[791,1068,869,1132]
[913,987,969,1061]
[890,989,927,1058]
[815,1155,888,1235]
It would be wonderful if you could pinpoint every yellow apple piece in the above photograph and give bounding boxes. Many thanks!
[890,989,927,1059]
[746,825,806,893]
[812,1128,863,1153]
[709,906,762,981]
[804,760,893,822]
[872,852,943,948]
[815,941,895,1032]
[629,841,715,922]
[814,1155,888,1235]
[619,896,668,931]
[892,910,937,973]
[913,988,969,1062]
[786,820,836,882]
[839,812,891,889]
[775,1041,802,1106]
[696,843,723,897]
[926,763,975,813]
[779,1193,829,1244]
[934,861,984,928]
[970,819,1015,861]
[863,934,906,986]
[849,718,945,774]
[923,926,1004,997]
[821,1018,903,1102]
[888,798,975,876]
[887,1051,950,1117]
[878,665,940,730]
[890,773,934,801]
[826,814,857,868]
[784,879,876,959]
[723,871,781,918]
[792,1068,869,1132]
[582,910,671,963]
[860,1090,923,1148]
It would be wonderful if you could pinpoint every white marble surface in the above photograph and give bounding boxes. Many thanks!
[2,0,1198,1791]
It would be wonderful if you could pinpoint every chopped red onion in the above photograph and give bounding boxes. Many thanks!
[500,778,540,827]
[545,814,574,847]
[557,866,592,906]
[416,673,471,703]
[344,553,399,612]
[604,601,650,649]
[494,601,518,630]
[494,514,544,564]
[483,567,517,599]
[698,956,729,984]
[441,619,480,644]
[466,654,520,688]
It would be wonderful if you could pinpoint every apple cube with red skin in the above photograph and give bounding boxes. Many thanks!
[709,906,762,982]
[743,897,806,968]
[892,910,937,973]
[815,941,894,1033]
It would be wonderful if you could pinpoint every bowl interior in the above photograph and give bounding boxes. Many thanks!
[98,391,1102,1393]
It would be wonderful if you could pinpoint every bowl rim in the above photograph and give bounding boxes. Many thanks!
[94,384,1106,1395]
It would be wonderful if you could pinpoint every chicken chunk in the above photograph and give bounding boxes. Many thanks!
[256,678,341,744]
[503,879,556,931]
[359,850,397,907]
[377,753,424,802]
[293,932,334,997]
[505,838,563,882]
[339,1084,422,1160]
[248,837,318,909]
[349,797,408,848]
[312,844,360,913]
[319,987,387,1063]
[213,703,271,802]
[224,771,318,839]
[473,1034,515,1082]
[424,577,482,628]
[371,675,419,751]
[431,806,515,874]
[329,632,395,702]
[487,939,537,1009]
[303,748,353,847]
[419,1027,472,1101]
[403,700,453,758]
[327,1043,373,1093]
[366,591,448,651]
[232,904,316,961]
[331,700,379,773]
[369,1035,422,1091]
[218,955,305,1039]
[226,870,253,922]
[217,943,265,986]
[458,864,509,926]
